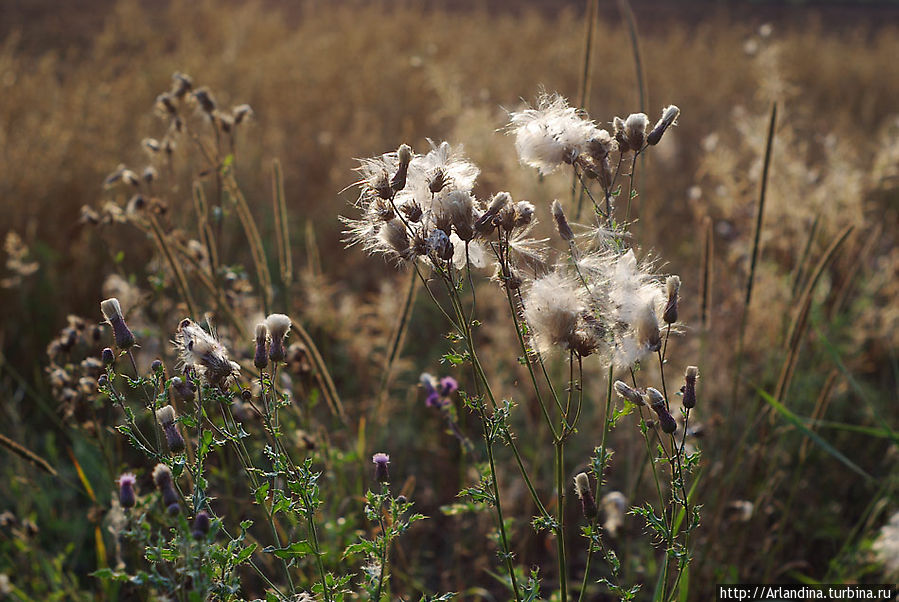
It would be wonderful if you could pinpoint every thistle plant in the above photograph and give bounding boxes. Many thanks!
[342,91,700,601]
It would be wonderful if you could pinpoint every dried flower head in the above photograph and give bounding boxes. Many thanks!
[264,313,292,363]
[624,113,650,151]
[156,405,185,453]
[613,116,630,153]
[645,387,677,434]
[606,250,665,368]
[152,463,172,489]
[602,491,627,536]
[663,275,681,324]
[523,272,585,355]
[551,200,574,242]
[174,319,239,389]
[508,93,600,174]
[574,472,597,519]
[152,464,179,513]
[614,380,645,406]
[100,297,135,349]
[647,105,681,146]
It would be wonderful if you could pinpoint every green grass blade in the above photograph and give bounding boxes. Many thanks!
[756,387,873,482]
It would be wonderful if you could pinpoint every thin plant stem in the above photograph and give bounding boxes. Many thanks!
[481,406,523,602]
[577,364,614,602]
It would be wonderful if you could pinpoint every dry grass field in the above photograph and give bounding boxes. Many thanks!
[1,1,898,600]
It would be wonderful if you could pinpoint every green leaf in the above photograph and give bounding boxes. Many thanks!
[234,543,256,565]
[264,540,314,560]
[254,482,270,506]
[756,387,873,482]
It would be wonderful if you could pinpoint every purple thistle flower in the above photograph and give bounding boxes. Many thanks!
[439,376,458,396]
[118,473,137,509]
[420,373,456,408]
[372,452,390,483]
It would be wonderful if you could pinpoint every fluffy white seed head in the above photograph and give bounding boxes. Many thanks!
[100,298,124,321]
[523,272,584,355]
[624,113,650,150]
[509,93,600,175]
[156,405,177,427]
[264,314,292,342]
[602,491,627,536]
[175,319,239,388]
[574,472,592,500]
[606,250,665,368]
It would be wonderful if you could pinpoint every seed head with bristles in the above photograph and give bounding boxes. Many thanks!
[508,92,601,175]
[624,113,650,151]
[156,405,176,427]
[174,319,240,389]
[647,105,680,146]
[265,314,291,363]
[522,271,585,355]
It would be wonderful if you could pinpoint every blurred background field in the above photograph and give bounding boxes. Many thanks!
[1,0,899,599]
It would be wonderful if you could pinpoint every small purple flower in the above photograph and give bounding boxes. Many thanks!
[439,376,458,396]
[420,373,457,408]
[192,511,211,539]
[372,452,390,483]
[118,473,137,509]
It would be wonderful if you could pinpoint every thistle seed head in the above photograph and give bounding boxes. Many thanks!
[647,104,680,146]
[624,113,650,151]
[254,323,269,370]
[663,275,680,324]
[574,472,597,519]
[551,200,574,242]
[682,365,699,409]
[264,314,292,363]
[614,380,645,406]
[100,297,135,349]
